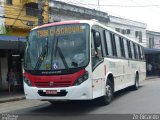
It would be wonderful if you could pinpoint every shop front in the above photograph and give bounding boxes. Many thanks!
[144,48,160,77]
[0,35,26,91]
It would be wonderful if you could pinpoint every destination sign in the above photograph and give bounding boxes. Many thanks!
[37,25,83,37]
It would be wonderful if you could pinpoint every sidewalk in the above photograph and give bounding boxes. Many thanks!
[146,76,160,80]
[0,90,25,103]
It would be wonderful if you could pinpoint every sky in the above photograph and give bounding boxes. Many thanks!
[58,0,160,32]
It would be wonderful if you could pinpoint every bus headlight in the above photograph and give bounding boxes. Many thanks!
[23,77,32,86]
[73,72,89,86]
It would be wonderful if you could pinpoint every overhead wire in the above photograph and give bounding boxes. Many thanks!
[57,0,127,19]
[0,2,49,25]
[2,0,159,26]
[56,0,160,7]
[6,0,29,27]
[145,0,160,14]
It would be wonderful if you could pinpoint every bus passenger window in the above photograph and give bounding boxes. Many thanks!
[140,46,145,60]
[91,30,103,68]
[110,33,117,57]
[115,35,121,57]
[119,37,125,58]
[131,42,135,59]
[127,40,132,59]
[138,45,141,60]
[123,39,129,58]
[133,43,138,59]
[105,31,113,56]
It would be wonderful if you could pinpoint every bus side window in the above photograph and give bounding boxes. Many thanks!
[127,40,132,59]
[104,30,113,56]
[110,33,117,57]
[103,30,108,56]
[133,43,138,59]
[123,39,129,59]
[119,37,125,58]
[138,45,142,60]
[130,42,135,59]
[91,30,103,67]
[115,35,121,57]
[134,44,139,59]
[140,46,145,60]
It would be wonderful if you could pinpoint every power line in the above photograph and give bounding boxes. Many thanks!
[57,0,160,7]
[0,1,49,27]
[0,5,48,13]
[145,0,160,14]
[0,15,37,22]
[0,15,48,25]
[12,0,31,26]
[0,3,49,23]
[0,12,49,22]
[57,0,126,19]
[0,2,49,14]
[56,0,160,7]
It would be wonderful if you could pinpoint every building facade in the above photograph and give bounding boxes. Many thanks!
[107,15,147,47]
[0,0,48,90]
[48,0,109,25]
[146,30,160,49]
[49,1,147,47]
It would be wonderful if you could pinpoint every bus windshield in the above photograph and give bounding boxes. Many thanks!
[25,24,90,71]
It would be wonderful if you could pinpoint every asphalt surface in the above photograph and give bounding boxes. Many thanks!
[1,78,160,120]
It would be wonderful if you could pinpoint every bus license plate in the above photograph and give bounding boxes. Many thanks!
[46,90,57,95]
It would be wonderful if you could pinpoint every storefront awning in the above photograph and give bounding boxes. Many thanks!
[144,47,160,54]
[0,35,26,50]
[0,35,26,42]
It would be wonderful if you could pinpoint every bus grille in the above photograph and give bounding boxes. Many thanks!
[34,81,72,88]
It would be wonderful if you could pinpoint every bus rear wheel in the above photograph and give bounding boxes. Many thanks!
[99,78,113,105]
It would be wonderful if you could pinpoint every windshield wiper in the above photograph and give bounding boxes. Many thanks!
[57,47,69,70]
[34,44,48,70]
[54,38,69,70]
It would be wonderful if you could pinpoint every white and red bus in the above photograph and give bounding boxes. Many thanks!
[23,20,146,105]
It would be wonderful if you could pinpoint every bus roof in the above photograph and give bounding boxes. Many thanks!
[32,19,142,46]
[32,19,99,30]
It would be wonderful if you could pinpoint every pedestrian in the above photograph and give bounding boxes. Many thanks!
[147,63,152,76]
[6,68,16,92]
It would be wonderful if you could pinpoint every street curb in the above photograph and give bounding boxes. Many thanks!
[146,77,160,80]
[0,96,25,103]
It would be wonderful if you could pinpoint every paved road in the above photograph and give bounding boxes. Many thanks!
[1,78,160,119]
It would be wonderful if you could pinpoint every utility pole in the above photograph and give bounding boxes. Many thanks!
[38,0,44,25]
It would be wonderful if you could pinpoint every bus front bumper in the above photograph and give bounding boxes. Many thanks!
[23,81,92,100]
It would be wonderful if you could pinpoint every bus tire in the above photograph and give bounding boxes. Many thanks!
[132,74,139,90]
[99,78,113,105]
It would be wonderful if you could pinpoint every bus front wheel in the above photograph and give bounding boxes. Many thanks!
[99,78,113,105]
